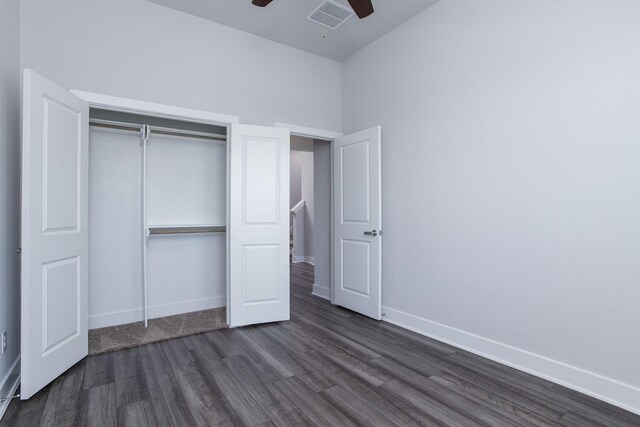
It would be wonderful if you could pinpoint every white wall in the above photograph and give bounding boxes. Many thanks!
[0,0,21,413]
[342,0,640,413]
[20,0,342,130]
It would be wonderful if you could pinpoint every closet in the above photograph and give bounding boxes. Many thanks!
[21,69,291,399]
[87,109,228,328]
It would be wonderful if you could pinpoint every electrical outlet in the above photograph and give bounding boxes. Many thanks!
[1,330,6,354]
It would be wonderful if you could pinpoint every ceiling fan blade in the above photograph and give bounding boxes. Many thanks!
[347,0,374,19]
[252,0,273,7]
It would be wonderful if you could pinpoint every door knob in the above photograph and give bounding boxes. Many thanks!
[364,230,378,236]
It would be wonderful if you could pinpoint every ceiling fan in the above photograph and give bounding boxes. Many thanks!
[251,0,374,19]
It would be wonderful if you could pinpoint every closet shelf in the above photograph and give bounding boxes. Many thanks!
[146,225,226,236]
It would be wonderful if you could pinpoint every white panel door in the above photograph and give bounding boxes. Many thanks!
[229,125,290,327]
[333,126,382,319]
[21,69,89,399]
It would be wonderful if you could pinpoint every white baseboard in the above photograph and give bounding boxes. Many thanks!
[382,305,640,416]
[312,283,331,300]
[292,255,315,265]
[89,296,226,329]
[0,356,20,421]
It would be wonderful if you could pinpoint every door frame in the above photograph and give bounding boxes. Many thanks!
[71,90,239,325]
[274,122,342,303]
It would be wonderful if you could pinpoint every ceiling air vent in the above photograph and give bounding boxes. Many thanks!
[307,0,354,30]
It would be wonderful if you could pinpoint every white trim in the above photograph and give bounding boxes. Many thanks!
[0,356,20,421]
[275,122,342,140]
[292,256,315,265]
[312,283,331,300]
[71,90,240,125]
[382,305,640,416]
[89,296,226,329]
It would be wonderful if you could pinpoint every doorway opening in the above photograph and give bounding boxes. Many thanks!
[289,135,332,302]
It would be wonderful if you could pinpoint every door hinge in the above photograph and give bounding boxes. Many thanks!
[16,248,22,255]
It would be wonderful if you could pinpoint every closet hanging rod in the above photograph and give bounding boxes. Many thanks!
[147,225,226,235]
[89,120,141,133]
[151,127,227,142]
[89,119,227,142]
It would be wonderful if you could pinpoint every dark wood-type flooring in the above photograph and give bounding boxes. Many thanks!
[3,263,639,426]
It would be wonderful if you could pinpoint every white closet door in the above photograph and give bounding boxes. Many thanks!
[229,125,290,327]
[333,126,382,320]
[21,69,89,399]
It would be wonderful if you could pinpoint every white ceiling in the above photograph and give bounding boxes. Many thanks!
[146,0,440,61]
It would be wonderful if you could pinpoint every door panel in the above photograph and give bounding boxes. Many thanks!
[41,256,81,355]
[341,140,371,223]
[42,98,82,231]
[21,69,89,399]
[229,125,290,327]
[342,239,371,296]
[333,126,382,319]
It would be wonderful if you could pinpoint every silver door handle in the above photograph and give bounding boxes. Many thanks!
[364,230,378,236]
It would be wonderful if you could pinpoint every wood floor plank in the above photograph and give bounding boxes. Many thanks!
[558,411,612,427]
[169,359,235,426]
[334,326,455,379]
[160,336,196,368]
[551,382,640,426]
[382,379,479,427]
[259,323,315,354]
[322,385,402,426]
[232,329,296,381]
[39,358,86,426]
[274,376,359,426]
[205,329,244,359]
[342,377,440,427]
[191,345,271,427]
[295,343,430,426]
[136,341,164,355]
[287,315,382,360]
[439,358,567,421]
[0,385,50,427]
[79,383,117,427]
[238,327,335,392]
[430,371,560,427]
[117,400,158,427]
[318,346,393,386]
[3,263,640,427]
[223,354,316,426]
[304,348,387,388]
[83,351,114,390]
[181,333,213,350]
[447,352,635,427]
[372,356,527,426]
[114,347,149,407]
[370,352,443,380]
[375,321,460,356]
[139,348,198,426]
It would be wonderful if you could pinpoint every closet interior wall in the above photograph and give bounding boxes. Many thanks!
[88,110,228,329]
